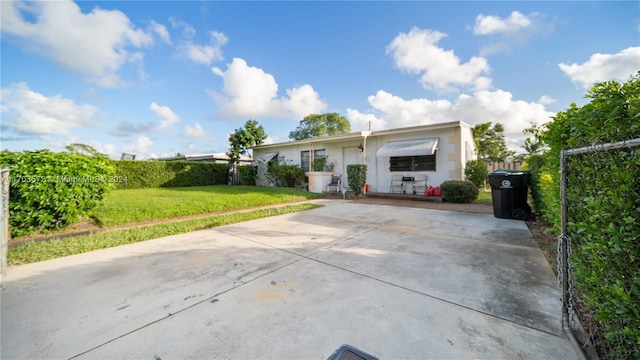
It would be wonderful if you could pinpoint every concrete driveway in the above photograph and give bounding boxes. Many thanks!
[1,200,579,359]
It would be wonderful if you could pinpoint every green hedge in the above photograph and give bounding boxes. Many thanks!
[521,154,545,216]
[0,150,115,237]
[238,165,257,186]
[440,180,478,203]
[112,160,228,189]
[539,73,640,357]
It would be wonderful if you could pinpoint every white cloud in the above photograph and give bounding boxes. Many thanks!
[282,84,328,120]
[473,11,551,56]
[474,11,532,35]
[149,20,171,44]
[209,58,326,120]
[150,102,180,131]
[125,135,154,156]
[0,82,98,137]
[348,89,555,151]
[386,27,491,92]
[170,17,227,65]
[345,109,384,133]
[183,122,212,140]
[0,0,162,87]
[558,47,640,88]
[537,95,556,105]
[262,136,276,145]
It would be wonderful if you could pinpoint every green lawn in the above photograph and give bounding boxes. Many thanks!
[9,204,321,265]
[91,185,322,227]
[475,190,493,204]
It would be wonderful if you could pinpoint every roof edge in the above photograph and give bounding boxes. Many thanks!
[252,120,469,150]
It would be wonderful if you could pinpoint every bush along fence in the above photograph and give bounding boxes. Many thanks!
[0,150,115,237]
[113,160,230,189]
[538,74,640,359]
[558,139,640,360]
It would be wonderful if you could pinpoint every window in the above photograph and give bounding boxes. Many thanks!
[301,149,326,172]
[389,154,436,172]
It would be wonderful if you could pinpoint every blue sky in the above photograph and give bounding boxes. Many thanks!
[1,1,638,159]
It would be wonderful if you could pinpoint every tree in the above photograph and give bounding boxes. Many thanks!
[464,159,489,189]
[65,143,104,157]
[288,113,351,140]
[522,122,545,155]
[228,120,267,166]
[472,122,510,162]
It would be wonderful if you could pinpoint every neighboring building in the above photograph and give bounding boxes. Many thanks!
[154,153,252,165]
[251,121,477,193]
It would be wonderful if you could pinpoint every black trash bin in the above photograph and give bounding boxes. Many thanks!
[488,170,532,220]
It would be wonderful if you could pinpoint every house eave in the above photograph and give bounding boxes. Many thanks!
[252,121,468,150]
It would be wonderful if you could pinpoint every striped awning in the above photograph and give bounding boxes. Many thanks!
[376,138,439,157]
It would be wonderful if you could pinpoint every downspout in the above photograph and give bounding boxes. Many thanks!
[361,131,371,163]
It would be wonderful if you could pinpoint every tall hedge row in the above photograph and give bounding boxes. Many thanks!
[112,160,229,189]
[536,73,640,356]
[0,150,115,237]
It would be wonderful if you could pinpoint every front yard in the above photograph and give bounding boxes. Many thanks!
[9,186,323,265]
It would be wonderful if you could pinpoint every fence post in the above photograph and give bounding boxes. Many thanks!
[0,168,10,282]
[559,151,570,332]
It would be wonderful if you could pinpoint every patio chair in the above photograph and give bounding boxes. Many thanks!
[413,174,427,195]
[390,174,403,194]
[327,175,342,192]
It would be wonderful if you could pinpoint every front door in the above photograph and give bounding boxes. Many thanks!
[342,146,361,189]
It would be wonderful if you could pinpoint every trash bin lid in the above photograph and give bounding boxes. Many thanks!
[490,169,529,175]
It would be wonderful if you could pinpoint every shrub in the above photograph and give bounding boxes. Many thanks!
[347,164,367,196]
[238,165,257,185]
[311,156,335,172]
[521,154,546,216]
[0,149,115,237]
[464,159,488,189]
[266,159,305,188]
[440,180,479,203]
[113,160,227,189]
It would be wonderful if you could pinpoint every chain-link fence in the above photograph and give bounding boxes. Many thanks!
[559,138,640,359]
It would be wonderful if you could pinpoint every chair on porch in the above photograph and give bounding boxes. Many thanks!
[327,175,342,192]
[390,174,403,194]
[413,174,427,195]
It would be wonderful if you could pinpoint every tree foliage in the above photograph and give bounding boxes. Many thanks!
[522,122,545,155]
[464,159,488,189]
[228,120,267,165]
[288,113,351,140]
[472,122,512,161]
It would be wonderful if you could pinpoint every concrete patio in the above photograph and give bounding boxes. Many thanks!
[1,200,579,359]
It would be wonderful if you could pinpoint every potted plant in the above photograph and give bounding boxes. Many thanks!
[307,156,335,193]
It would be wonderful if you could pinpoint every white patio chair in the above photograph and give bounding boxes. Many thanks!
[413,174,427,195]
[390,174,403,194]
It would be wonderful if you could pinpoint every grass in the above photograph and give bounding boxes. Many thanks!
[90,185,322,227]
[9,203,322,265]
[475,190,493,204]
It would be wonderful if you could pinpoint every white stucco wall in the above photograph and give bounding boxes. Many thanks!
[370,127,458,193]
[252,122,476,193]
